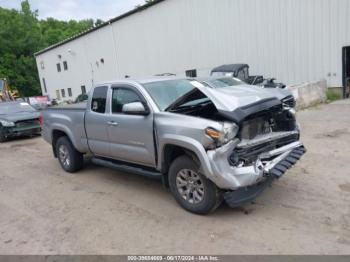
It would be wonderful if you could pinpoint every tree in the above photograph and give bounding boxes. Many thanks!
[0,1,41,96]
[0,1,103,97]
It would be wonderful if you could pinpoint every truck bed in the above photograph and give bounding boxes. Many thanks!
[41,102,89,153]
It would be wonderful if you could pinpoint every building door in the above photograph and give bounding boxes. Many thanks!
[342,46,350,98]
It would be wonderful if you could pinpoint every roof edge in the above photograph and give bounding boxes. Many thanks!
[34,0,165,57]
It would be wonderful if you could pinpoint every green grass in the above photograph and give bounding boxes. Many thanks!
[326,89,342,102]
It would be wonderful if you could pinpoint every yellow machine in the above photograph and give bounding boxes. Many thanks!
[0,78,18,102]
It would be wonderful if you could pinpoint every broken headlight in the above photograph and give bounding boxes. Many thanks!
[282,96,296,110]
[0,120,15,127]
[206,122,238,146]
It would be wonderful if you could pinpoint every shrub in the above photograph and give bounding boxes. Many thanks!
[326,89,341,102]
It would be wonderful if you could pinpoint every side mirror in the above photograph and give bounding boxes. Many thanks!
[122,102,149,115]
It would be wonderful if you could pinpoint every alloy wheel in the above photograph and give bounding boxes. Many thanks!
[58,144,70,168]
[176,169,205,204]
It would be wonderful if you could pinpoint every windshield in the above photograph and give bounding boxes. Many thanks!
[204,77,244,88]
[0,102,36,115]
[143,79,206,111]
[211,72,234,77]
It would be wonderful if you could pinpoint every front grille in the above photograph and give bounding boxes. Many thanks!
[239,100,297,140]
[229,133,299,166]
[239,116,272,139]
[282,96,296,109]
[15,119,40,128]
[239,104,284,140]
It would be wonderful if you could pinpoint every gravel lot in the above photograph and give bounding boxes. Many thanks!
[0,100,349,255]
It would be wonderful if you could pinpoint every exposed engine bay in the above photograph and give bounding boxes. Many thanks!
[167,89,299,167]
[238,105,296,139]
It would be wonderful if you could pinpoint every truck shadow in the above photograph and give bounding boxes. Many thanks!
[82,158,258,216]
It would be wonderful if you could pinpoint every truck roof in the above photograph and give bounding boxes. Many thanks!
[94,76,188,86]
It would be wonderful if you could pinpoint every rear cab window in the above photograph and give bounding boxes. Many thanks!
[91,86,108,113]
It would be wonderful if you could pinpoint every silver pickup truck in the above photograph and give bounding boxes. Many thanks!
[41,78,305,214]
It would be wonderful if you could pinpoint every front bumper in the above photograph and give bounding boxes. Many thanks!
[2,125,41,138]
[206,133,305,191]
[223,145,306,207]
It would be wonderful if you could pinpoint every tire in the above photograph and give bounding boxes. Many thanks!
[0,132,7,143]
[56,136,84,173]
[0,134,7,143]
[168,155,222,214]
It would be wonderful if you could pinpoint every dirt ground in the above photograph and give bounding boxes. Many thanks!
[0,100,349,255]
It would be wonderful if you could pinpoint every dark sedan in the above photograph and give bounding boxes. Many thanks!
[0,101,41,142]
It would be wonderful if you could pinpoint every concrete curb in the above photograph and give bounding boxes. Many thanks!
[287,79,327,110]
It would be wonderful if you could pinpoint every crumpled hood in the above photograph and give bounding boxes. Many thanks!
[0,111,40,123]
[257,86,292,100]
[194,83,285,112]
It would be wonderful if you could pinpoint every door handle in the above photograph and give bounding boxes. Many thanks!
[107,121,118,127]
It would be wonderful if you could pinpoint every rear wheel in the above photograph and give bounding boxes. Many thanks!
[168,155,222,214]
[56,136,83,173]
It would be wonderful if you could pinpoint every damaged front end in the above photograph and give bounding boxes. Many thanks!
[208,138,306,207]
[159,79,305,207]
[206,101,306,207]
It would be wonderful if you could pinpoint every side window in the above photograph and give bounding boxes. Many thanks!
[237,70,246,81]
[112,88,142,114]
[42,78,47,93]
[91,86,108,113]
[81,85,86,94]
[185,69,197,77]
[243,68,249,79]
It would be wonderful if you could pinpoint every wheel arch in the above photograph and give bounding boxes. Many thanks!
[51,127,78,158]
[158,135,213,178]
[52,129,68,157]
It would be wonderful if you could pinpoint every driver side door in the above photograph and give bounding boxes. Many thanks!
[106,85,156,167]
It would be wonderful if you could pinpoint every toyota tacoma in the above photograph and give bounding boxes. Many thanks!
[41,78,305,214]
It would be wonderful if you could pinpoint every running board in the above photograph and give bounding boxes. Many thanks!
[92,157,162,179]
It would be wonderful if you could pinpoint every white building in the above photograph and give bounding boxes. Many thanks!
[35,0,350,101]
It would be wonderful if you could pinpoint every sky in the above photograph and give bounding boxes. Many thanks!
[0,0,146,21]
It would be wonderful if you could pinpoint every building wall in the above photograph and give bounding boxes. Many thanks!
[36,25,118,100]
[36,0,350,101]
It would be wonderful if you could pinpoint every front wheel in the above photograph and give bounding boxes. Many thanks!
[56,136,84,173]
[168,155,222,214]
